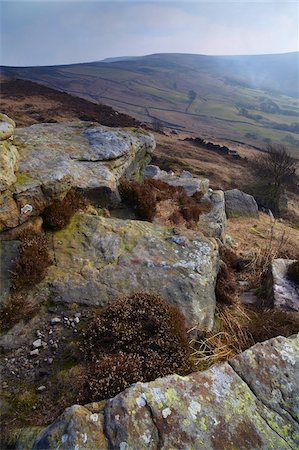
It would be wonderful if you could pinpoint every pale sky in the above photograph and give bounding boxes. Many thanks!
[1,1,298,66]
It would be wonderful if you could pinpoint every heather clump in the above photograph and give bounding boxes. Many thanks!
[79,292,194,401]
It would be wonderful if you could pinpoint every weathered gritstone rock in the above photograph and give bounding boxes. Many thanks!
[143,164,209,197]
[34,213,218,329]
[15,122,154,197]
[31,334,299,450]
[0,114,19,192]
[198,190,226,241]
[0,113,16,141]
[268,259,299,311]
[224,189,259,219]
[0,122,155,232]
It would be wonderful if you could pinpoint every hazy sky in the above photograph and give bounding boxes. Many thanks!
[1,1,298,66]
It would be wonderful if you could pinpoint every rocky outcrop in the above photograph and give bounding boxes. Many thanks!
[268,259,299,311]
[31,333,299,449]
[198,190,226,241]
[224,189,259,218]
[32,213,218,330]
[143,165,209,197]
[0,121,155,231]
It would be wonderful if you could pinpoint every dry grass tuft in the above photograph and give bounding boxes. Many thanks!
[79,292,194,401]
[119,178,210,227]
[11,230,52,292]
[42,188,88,231]
[190,304,299,371]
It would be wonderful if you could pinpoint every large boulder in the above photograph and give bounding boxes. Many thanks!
[33,213,218,330]
[0,122,155,232]
[31,333,299,449]
[143,165,209,197]
[268,259,299,311]
[224,189,259,219]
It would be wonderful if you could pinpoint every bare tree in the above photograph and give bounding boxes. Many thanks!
[252,144,297,214]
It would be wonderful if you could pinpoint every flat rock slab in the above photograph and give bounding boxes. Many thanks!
[270,258,299,311]
[37,213,218,330]
[31,333,299,450]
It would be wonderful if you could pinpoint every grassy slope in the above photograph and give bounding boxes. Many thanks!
[1,53,298,155]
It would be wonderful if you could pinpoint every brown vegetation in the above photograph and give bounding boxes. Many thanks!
[11,230,52,291]
[79,292,194,401]
[119,178,210,227]
[0,293,40,333]
[42,189,88,231]
[191,305,299,371]
[215,246,248,305]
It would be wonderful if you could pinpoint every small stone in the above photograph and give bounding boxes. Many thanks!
[30,349,39,357]
[41,341,47,348]
[32,339,42,348]
[74,317,80,323]
[38,385,46,391]
[48,358,53,364]
[36,331,43,338]
[74,312,81,318]
[51,317,61,324]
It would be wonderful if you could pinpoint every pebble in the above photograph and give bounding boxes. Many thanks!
[48,357,53,364]
[74,317,80,324]
[32,339,42,348]
[51,317,61,324]
[30,349,39,357]
[74,312,81,318]
[38,385,46,391]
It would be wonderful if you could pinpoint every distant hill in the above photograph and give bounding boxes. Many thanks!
[0,76,140,128]
[1,52,298,154]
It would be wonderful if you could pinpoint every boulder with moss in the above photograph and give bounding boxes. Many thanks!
[31,213,218,330]
[30,333,299,449]
[224,189,259,218]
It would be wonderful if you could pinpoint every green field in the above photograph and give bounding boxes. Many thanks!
[2,52,298,155]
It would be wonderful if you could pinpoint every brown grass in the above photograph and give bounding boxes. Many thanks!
[42,189,88,231]
[119,178,210,228]
[10,230,52,292]
[79,292,194,402]
[191,305,299,371]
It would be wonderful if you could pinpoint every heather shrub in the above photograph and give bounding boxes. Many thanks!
[79,292,194,401]
[11,230,52,291]
[42,188,88,230]
[119,178,209,227]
